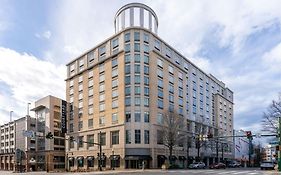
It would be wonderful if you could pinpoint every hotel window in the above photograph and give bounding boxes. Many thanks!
[88,79,93,87]
[169,104,174,112]
[98,132,106,146]
[112,38,119,49]
[157,59,163,68]
[70,64,75,76]
[144,76,149,85]
[157,130,163,144]
[78,101,83,108]
[144,97,149,107]
[144,112,149,123]
[88,50,95,63]
[134,43,140,52]
[99,63,105,73]
[112,79,118,88]
[126,130,131,144]
[125,97,131,106]
[169,84,174,93]
[112,113,118,123]
[135,97,141,106]
[134,64,141,74]
[79,59,84,71]
[99,46,106,57]
[125,86,131,96]
[99,116,105,125]
[178,72,183,80]
[111,131,119,145]
[125,64,131,74]
[70,88,74,95]
[112,89,118,98]
[78,121,83,131]
[169,75,174,83]
[87,134,94,147]
[169,94,174,103]
[144,87,149,96]
[166,47,171,58]
[135,86,141,95]
[184,62,188,70]
[144,44,149,53]
[144,55,149,64]
[125,54,131,63]
[69,80,74,87]
[179,88,183,97]
[99,73,105,82]
[134,54,140,63]
[158,79,163,88]
[70,96,73,103]
[126,112,131,122]
[78,93,83,100]
[144,65,149,75]
[78,136,84,147]
[99,103,105,111]
[112,58,118,67]
[192,106,196,114]
[158,88,163,98]
[99,93,105,102]
[168,65,174,74]
[179,80,183,89]
[135,111,141,122]
[144,33,149,43]
[88,71,93,78]
[112,68,118,78]
[88,119,93,128]
[88,106,93,115]
[157,69,163,78]
[112,99,118,108]
[135,130,141,144]
[154,39,161,51]
[124,32,130,42]
[125,43,130,53]
[125,76,131,85]
[78,75,83,83]
[179,98,183,106]
[78,84,83,92]
[158,99,163,109]
[135,75,141,84]
[99,83,105,92]
[144,130,150,144]
[134,32,140,41]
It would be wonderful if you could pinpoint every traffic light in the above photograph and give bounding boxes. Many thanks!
[245,131,252,139]
[45,132,54,139]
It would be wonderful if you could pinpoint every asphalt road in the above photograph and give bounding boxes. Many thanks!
[2,168,281,175]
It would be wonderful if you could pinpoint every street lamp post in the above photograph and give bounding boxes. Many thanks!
[112,148,115,170]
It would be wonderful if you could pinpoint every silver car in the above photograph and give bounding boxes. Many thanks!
[260,161,274,170]
[189,162,206,169]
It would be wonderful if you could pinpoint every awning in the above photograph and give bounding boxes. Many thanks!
[157,155,167,160]
[169,155,177,161]
[125,155,152,160]
[30,105,46,111]
[77,156,84,160]
[109,155,120,160]
[179,156,186,160]
[87,156,94,161]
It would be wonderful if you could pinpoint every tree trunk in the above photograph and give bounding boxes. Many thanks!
[169,146,173,165]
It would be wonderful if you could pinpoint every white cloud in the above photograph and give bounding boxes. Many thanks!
[262,42,281,72]
[0,47,65,125]
[35,30,52,39]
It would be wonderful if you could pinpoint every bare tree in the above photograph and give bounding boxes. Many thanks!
[158,110,185,165]
[261,93,281,134]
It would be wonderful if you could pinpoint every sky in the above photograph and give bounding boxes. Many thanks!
[0,0,281,136]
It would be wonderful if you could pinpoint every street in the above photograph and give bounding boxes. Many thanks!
[2,168,281,175]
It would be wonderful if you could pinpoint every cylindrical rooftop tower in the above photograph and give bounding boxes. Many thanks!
[114,3,158,34]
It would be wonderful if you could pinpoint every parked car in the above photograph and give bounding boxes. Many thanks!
[188,162,206,169]
[209,162,226,169]
[260,161,274,170]
[228,162,242,168]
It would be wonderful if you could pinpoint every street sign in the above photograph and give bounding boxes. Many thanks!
[22,130,35,138]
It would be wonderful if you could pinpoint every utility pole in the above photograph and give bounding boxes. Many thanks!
[278,116,281,171]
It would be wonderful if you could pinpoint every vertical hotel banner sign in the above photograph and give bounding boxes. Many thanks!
[61,100,67,133]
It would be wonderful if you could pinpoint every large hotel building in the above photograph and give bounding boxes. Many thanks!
[65,3,234,170]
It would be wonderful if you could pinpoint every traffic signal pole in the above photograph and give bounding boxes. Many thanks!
[278,116,281,171]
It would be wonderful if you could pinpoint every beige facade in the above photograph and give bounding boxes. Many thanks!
[65,3,234,171]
